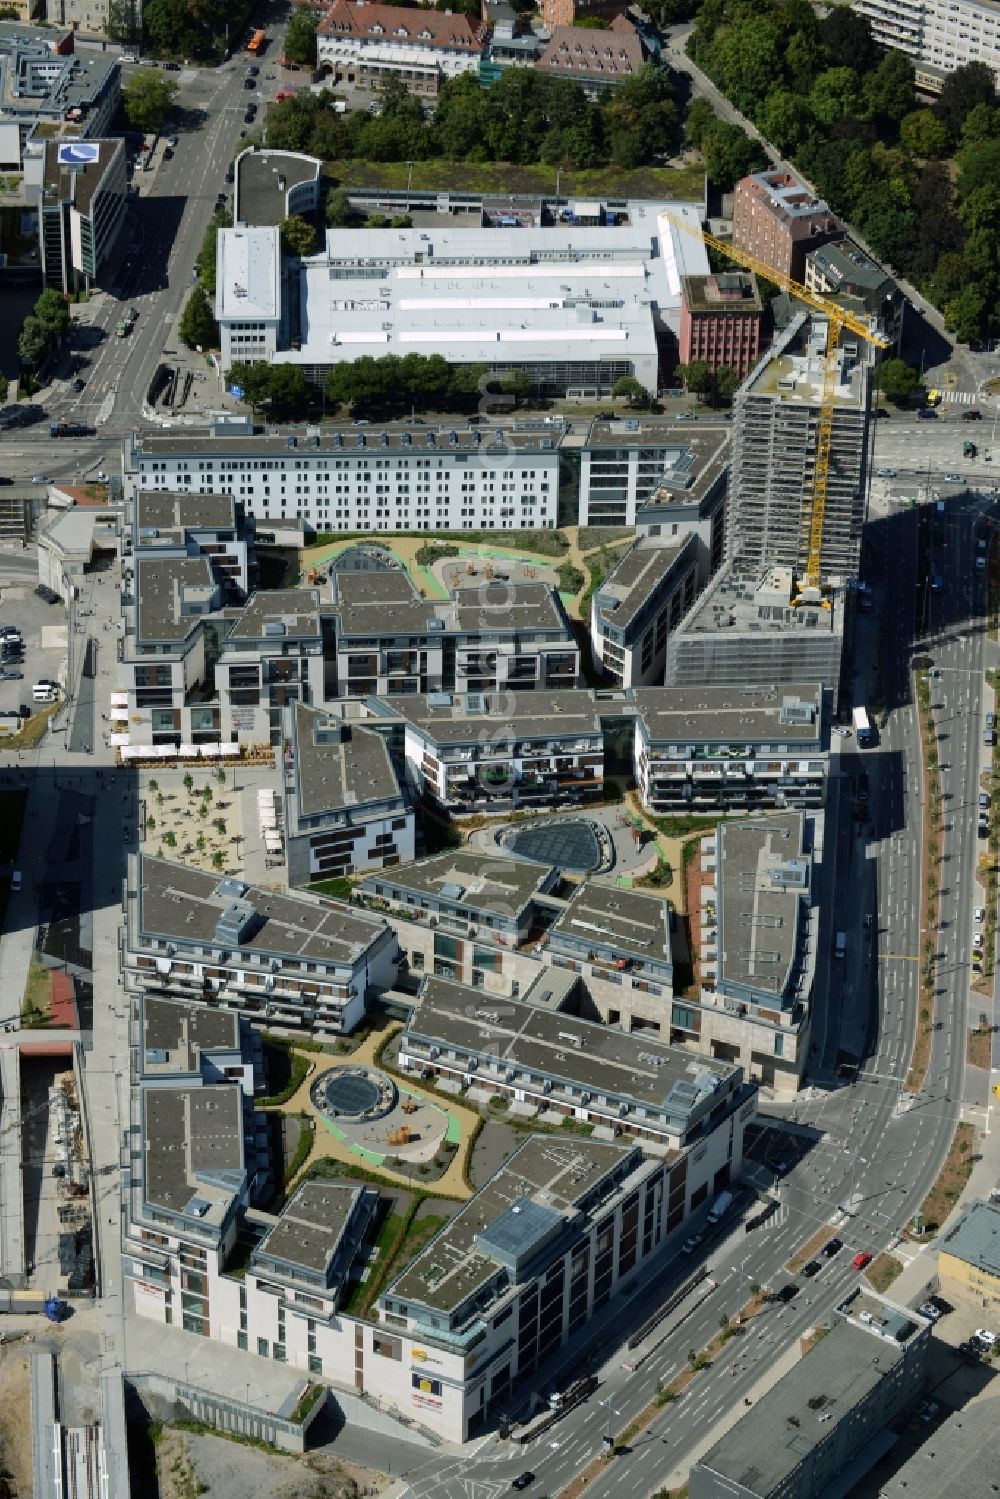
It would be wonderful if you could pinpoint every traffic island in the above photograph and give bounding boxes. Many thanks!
[905,1122,976,1236]
[906,659,943,1092]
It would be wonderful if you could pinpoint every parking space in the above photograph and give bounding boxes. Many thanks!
[0,580,68,722]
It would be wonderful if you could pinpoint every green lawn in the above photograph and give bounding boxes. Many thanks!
[325,159,706,201]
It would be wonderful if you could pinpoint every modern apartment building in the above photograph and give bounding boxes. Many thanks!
[690,1289,930,1499]
[329,564,579,698]
[590,535,700,687]
[732,171,841,283]
[214,201,708,397]
[632,683,827,817]
[316,0,490,96]
[284,701,414,885]
[122,424,563,535]
[379,689,605,814]
[127,489,254,597]
[853,0,1000,84]
[125,855,398,1035]
[678,272,766,378]
[120,562,326,749]
[728,315,872,583]
[124,992,757,1444]
[695,812,817,1091]
[575,415,730,531]
[399,976,750,1149]
[28,136,126,293]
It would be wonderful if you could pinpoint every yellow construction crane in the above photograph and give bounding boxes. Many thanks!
[663,212,890,605]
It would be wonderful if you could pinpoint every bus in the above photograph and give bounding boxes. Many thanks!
[852,706,873,747]
[248,28,266,53]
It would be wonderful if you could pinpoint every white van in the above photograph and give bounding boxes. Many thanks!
[11,871,21,892]
[32,683,57,703]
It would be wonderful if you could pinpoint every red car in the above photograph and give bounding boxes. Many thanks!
[852,1252,873,1271]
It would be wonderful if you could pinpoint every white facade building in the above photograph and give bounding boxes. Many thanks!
[853,0,1000,83]
[216,225,281,367]
[122,424,562,535]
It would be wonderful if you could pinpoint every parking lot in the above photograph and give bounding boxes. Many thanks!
[0,582,69,724]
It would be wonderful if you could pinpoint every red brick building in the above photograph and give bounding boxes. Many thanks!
[732,170,841,284]
[541,0,629,29]
[678,273,765,378]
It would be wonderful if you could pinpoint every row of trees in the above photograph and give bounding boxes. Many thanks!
[18,288,70,371]
[267,64,681,171]
[690,0,1000,340]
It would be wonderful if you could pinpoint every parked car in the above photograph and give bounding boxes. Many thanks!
[682,1233,703,1254]
[0,669,22,680]
[975,906,986,923]
[34,585,59,604]
[975,1328,998,1346]
[917,1301,941,1322]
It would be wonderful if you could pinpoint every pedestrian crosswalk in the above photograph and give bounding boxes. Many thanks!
[940,389,977,405]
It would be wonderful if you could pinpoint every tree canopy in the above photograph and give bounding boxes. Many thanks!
[123,70,177,133]
[284,6,319,66]
[179,285,218,350]
[691,0,1000,339]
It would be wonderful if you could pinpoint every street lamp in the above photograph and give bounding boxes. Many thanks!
[599,1395,619,1450]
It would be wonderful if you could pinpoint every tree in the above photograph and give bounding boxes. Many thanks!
[183,771,194,794]
[943,284,987,343]
[713,365,742,404]
[819,6,878,72]
[874,357,922,403]
[957,138,1000,202]
[612,375,650,407]
[960,101,1000,147]
[900,108,951,159]
[861,47,915,127]
[283,4,319,66]
[675,360,712,397]
[17,316,51,368]
[324,187,353,228]
[758,89,815,156]
[123,71,177,134]
[279,215,318,256]
[808,67,860,129]
[936,61,997,141]
[33,288,70,340]
[196,208,231,297]
[700,121,767,190]
[178,284,218,349]
[107,0,140,44]
[718,19,783,116]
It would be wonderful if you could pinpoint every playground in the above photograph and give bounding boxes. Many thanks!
[299,524,634,621]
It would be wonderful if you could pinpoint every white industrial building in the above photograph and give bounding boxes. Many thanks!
[216,202,710,397]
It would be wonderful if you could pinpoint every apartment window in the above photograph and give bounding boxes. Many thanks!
[257,1337,269,1357]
